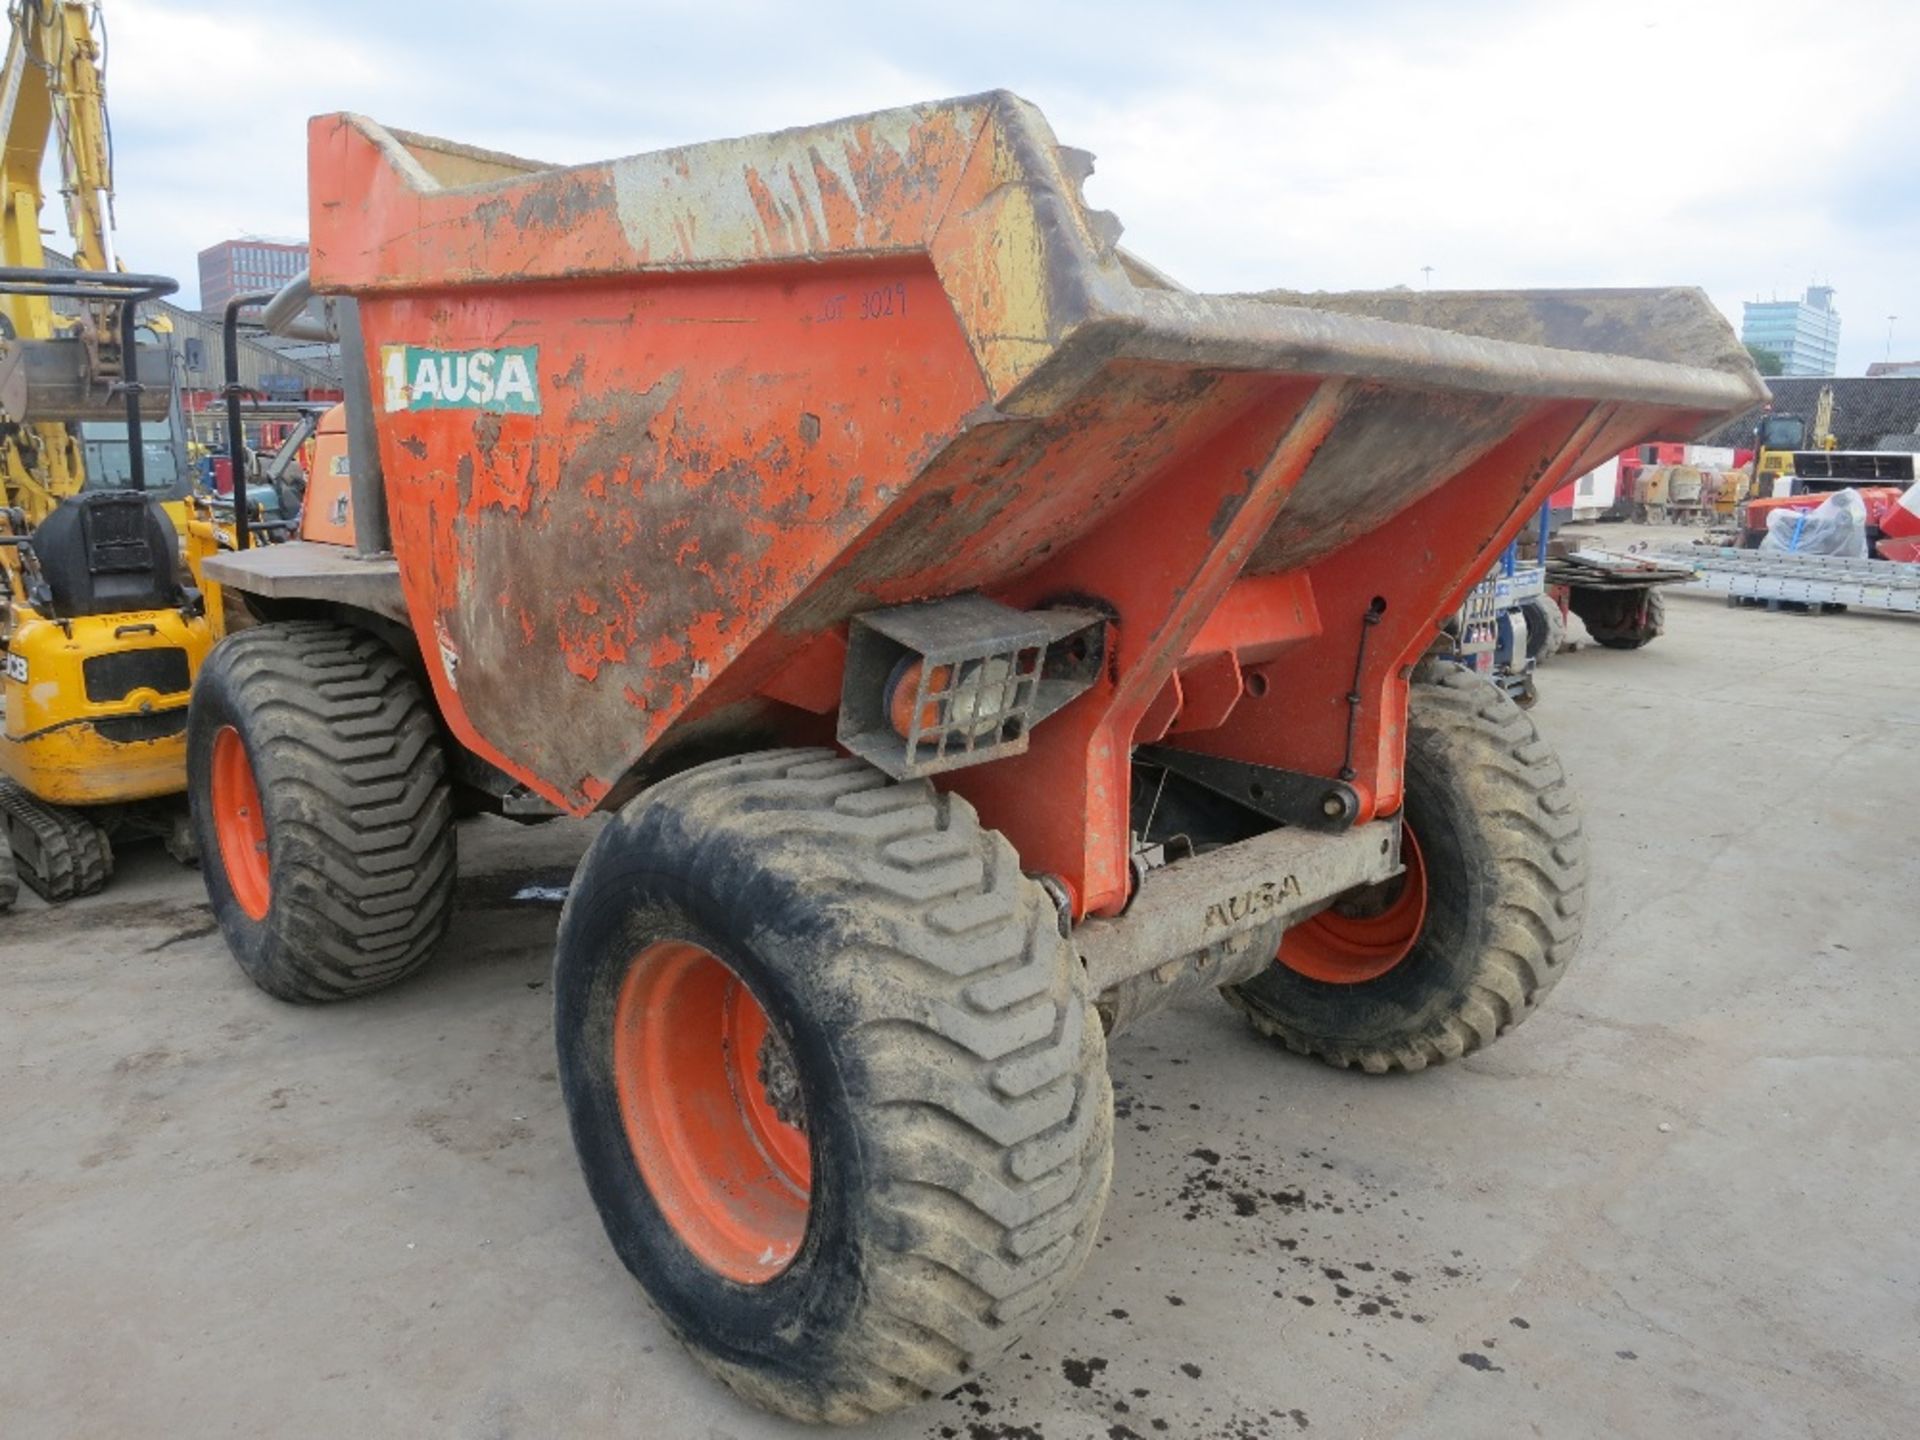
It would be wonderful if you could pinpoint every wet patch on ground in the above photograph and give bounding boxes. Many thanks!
[455,864,579,910]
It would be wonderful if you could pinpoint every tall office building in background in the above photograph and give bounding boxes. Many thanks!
[1741,286,1842,376]
[197,238,308,314]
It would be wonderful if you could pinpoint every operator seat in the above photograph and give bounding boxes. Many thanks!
[28,490,183,619]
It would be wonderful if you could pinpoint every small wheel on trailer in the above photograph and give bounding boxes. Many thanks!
[1567,585,1665,650]
[555,749,1112,1422]
[1225,661,1588,1072]
[187,620,456,1003]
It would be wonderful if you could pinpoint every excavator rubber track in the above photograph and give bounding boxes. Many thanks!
[0,779,113,901]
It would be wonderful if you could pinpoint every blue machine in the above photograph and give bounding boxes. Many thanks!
[1443,503,1556,707]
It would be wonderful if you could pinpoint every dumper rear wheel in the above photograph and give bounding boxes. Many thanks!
[555,749,1112,1422]
[188,621,456,1003]
[1226,663,1587,1072]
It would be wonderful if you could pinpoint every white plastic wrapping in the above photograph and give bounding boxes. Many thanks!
[1761,487,1869,558]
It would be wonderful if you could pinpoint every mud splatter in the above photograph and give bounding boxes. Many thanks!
[1062,1356,1108,1389]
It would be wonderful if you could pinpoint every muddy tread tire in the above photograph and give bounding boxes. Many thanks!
[1520,595,1564,662]
[556,749,1113,1423]
[188,620,455,1003]
[1570,586,1664,650]
[1227,663,1587,1073]
[0,781,112,901]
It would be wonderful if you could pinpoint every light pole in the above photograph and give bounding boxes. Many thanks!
[1888,315,1898,361]
[1420,265,1434,289]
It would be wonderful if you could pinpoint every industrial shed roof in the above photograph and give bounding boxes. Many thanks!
[1697,376,1920,451]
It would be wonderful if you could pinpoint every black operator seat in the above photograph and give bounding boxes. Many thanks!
[29,490,184,619]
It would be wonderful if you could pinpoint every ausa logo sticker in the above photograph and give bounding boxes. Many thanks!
[381,344,540,415]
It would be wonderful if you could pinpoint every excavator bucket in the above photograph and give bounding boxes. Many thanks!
[261,91,1759,918]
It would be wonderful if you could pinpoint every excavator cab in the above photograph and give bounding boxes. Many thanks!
[0,274,216,908]
[1757,413,1807,452]
[1752,412,1807,498]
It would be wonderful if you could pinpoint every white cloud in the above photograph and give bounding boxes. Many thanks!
[1059,0,1920,372]
[80,0,1920,372]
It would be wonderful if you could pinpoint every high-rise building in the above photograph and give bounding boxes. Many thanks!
[1741,286,1841,377]
[198,238,308,313]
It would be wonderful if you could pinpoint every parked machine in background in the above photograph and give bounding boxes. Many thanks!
[1732,386,1913,540]
[1749,409,1808,500]
[1443,506,1553,706]
[1738,452,1920,549]
[1445,503,1693,711]
[1551,546,1695,649]
[1566,439,1748,524]
[0,2,216,905]
[0,266,213,906]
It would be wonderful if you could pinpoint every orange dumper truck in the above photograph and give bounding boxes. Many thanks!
[194,93,1764,1421]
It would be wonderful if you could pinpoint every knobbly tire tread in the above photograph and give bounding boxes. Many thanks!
[1227,662,1588,1073]
[1520,595,1565,663]
[0,780,113,902]
[188,620,455,1002]
[555,749,1113,1423]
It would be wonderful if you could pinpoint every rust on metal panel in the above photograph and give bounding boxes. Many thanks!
[311,93,1132,418]
[373,261,988,808]
[773,362,1256,633]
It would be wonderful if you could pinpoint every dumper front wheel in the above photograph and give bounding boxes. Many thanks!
[555,750,1112,1423]
[187,621,456,1002]
[1226,663,1587,1072]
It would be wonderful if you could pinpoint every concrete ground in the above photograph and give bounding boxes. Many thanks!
[4,560,1917,1439]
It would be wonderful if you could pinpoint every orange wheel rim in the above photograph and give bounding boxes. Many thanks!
[612,940,811,1284]
[1278,825,1428,984]
[210,725,271,921]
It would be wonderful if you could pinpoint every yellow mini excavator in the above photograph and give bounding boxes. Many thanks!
[0,2,216,907]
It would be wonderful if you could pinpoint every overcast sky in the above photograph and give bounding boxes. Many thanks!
[99,0,1917,375]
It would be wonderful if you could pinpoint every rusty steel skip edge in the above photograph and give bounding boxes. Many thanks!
[204,90,1764,983]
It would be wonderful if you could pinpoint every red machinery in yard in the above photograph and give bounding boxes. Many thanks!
[192,94,1763,1420]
